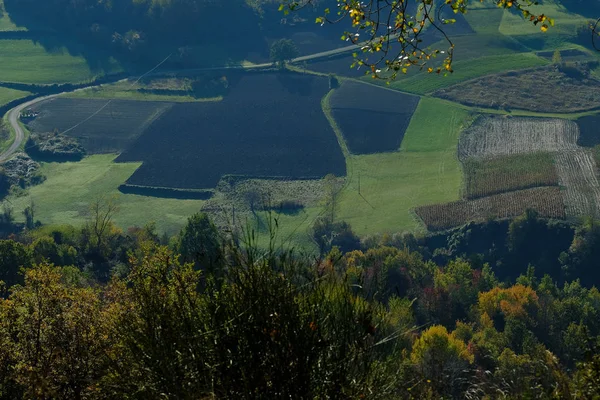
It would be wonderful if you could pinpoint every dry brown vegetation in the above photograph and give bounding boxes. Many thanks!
[458,116,579,160]
[415,187,565,231]
[555,150,600,218]
[416,114,600,231]
[463,152,559,199]
[435,64,600,113]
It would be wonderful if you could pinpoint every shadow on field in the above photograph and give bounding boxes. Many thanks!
[2,0,266,73]
[118,184,213,200]
[577,115,600,148]
[276,73,315,96]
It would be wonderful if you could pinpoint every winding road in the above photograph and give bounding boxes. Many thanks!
[0,79,131,162]
[0,94,61,163]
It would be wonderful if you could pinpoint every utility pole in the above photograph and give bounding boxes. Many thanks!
[358,172,361,195]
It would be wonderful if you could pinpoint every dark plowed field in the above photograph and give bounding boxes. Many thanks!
[26,98,172,154]
[577,114,600,148]
[329,81,419,154]
[116,73,346,189]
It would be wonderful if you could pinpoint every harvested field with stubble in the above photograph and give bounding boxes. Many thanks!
[415,187,565,231]
[328,81,420,154]
[455,115,600,223]
[463,152,558,199]
[458,116,579,160]
[555,150,600,218]
[27,98,173,153]
[116,73,346,190]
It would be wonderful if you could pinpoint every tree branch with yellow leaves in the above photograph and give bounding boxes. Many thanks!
[280,0,554,79]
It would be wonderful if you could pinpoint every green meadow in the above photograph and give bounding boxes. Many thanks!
[5,155,205,236]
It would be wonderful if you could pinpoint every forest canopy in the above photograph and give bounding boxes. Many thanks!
[0,213,600,398]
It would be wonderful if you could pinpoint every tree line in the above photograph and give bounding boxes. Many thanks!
[0,208,600,398]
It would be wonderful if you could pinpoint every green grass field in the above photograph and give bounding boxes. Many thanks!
[0,11,23,31]
[463,7,505,33]
[0,86,30,106]
[249,206,322,254]
[4,154,205,235]
[0,40,122,84]
[463,152,558,199]
[499,1,587,37]
[228,94,470,247]
[431,33,530,61]
[334,97,470,235]
[0,0,26,31]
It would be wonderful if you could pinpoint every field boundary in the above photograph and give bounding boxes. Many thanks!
[118,184,213,200]
[0,72,128,93]
[321,88,352,159]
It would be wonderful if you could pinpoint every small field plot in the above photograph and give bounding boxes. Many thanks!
[577,114,600,147]
[328,81,420,154]
[0,40,121,84]
[458,116,579,160]
[436,65,600,113]
[116,73,346,189]
[26,98,172,154]
[464,152,559,199]
[415,186,565,231]
[555,150,600,218]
